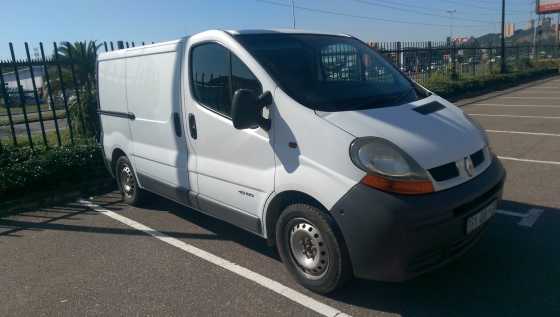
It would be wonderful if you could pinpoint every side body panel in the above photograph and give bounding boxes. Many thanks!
[98,51,133,167]
[124,43,192,192]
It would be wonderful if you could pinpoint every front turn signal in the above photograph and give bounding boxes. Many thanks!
[361,174,434,195]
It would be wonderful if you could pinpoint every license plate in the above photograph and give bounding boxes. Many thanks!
[466,200,497,234]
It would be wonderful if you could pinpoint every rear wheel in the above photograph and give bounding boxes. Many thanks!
[115,156,145,206]
[276,203,352,294]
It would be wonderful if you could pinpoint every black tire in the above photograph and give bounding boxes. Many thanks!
[115,156,145,206]
[276,203,352,294]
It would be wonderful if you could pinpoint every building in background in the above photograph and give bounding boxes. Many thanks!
[2,66,44,92]
[505,23,516,38]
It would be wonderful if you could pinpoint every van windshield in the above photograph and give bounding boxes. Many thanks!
[235,33,419,112]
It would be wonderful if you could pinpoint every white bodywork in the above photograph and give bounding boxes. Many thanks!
[98,29,487,238]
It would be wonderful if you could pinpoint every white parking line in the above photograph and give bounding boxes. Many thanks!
[77,200,350,317]
[473,103,560,108]
[498,156,560,166]
[487,129,560,137]
[469,114,560,119]
[500,96,560,100]
[496,208,544,227]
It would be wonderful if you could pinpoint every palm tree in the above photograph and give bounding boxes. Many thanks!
[56,41,102,139]
[57,41,102,85]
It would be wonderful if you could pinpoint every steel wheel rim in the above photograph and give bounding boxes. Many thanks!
[288,218,329,279]
[120,164,135,198]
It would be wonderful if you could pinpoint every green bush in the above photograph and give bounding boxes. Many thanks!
[69,89,100,138]
[423,67,559,100]
[0,143,110,201]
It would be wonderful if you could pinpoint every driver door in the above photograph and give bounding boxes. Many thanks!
[186,41,275,221]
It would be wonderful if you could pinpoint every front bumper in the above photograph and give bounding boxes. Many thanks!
[330,156,506,281]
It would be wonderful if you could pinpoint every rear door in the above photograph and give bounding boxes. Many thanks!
[125,46,193,199]
[185,41,275,218]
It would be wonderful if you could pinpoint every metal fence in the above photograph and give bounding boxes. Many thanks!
[1,39,559,151]
[0,41,147,150]
[372,41,560,83]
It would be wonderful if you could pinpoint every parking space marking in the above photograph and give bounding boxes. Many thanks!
[473,103,560,108]
[501,97,560,100]
[77,200,350,317]
[518,209,545,227]
[469,114,560,119]
[498,156,560,166]
[486,130,560,137]
[496,208,544,228]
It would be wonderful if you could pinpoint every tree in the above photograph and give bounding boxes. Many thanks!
[56,41,102,139]
[57,41,102,85]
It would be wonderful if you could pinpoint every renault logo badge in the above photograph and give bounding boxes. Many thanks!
[464,157,474,177]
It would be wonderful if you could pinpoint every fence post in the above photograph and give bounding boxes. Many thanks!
[427,41,433,78]
[39,43,62,146]
[53,42,74,144]
[67,46,85,136]
[471,45,476,77]
[9,43,34,148]
[452,42,458,80]
[0,63,18,145]
[396,41,402,70]
[24,42,48,147]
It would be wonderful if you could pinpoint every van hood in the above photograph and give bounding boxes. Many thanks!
[318,96,486,169]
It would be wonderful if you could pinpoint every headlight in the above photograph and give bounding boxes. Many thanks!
[349,137,434,195]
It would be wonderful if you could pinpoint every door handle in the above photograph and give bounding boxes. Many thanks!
[188,113,197,139]
[173,112,182,137]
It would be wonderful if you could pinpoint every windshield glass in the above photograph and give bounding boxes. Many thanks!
[235,33,419,112]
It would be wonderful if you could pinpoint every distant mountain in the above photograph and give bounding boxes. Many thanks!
[471,23,558,47]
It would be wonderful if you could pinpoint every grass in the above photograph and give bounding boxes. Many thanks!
[0,128,86,148]
[0,103,52,115]
[0,110,66,126]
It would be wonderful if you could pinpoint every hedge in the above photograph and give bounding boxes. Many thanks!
[423,67,559,100]
[0,143,110,201]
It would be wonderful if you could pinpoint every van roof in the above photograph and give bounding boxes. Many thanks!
[225,29,351,37]
[97,29,351,61]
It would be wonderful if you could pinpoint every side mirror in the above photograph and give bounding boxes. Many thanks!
[231,89,271,130]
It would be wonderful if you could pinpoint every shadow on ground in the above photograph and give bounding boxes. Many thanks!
[1,195,558,316]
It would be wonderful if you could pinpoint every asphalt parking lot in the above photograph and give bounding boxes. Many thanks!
[2,77,560,317]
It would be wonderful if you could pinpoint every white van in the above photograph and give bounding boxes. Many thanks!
[97,30,506,293]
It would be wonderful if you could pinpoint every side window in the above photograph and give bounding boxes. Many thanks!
[231,54,262,97]
[191,43,231,116]
[191,43,262,118]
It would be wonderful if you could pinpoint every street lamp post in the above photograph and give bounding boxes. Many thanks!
[500,0,507,73]
[291,0,296,29]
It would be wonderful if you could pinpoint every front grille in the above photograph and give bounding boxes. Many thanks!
[429,148,486,183]
[429,162,459,182]
[471,149,485,167]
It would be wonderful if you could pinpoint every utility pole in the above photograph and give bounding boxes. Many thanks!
[500,0,506,73]
[291,0,296,29]
[446,9,456,42]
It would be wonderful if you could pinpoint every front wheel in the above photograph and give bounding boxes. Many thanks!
[276,204,352,294]
[115,156,146,206]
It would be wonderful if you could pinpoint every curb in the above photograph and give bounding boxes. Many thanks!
[454,74,560,107]
[0,179,116,216]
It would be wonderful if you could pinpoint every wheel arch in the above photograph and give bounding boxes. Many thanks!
[111,147,128,176]
[264,190,339,247]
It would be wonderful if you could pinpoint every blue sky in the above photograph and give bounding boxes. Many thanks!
[0,0,544,59]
